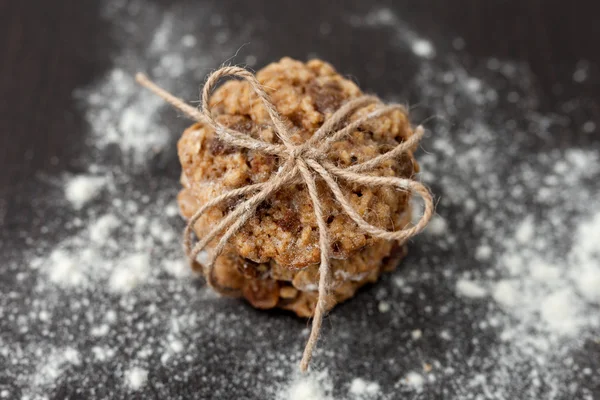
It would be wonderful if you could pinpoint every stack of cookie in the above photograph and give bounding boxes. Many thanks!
[177,58,419,317]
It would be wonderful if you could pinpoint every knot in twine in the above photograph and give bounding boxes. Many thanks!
[136,66,434,372]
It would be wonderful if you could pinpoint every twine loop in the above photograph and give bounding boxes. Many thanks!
[136,66,434,372]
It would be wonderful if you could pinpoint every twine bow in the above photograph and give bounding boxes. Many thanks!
[136,66,434,372]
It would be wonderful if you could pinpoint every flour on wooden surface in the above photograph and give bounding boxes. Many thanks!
[411,329,422,340]
[47,248,87,287]
[349,378,381,399]
[412,39,436,59]
[352,7,436,60]
[425,215,447,236]
[278,370,334,400]
[89,213,121,243]
[3,2,599,400]
[6,0,259,397]
[352,7,600,400]
[64,175,106,209]
[456,279,487,299]
[402,371,425,392]
[20,348,81,398]
[109,253,150,293]
[124,366,148,391]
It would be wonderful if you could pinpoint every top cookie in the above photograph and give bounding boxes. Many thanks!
[178,57,418,268]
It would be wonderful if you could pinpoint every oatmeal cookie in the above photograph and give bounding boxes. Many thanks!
[177,57,419,316]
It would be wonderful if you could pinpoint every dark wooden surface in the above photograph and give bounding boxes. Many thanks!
[1,0,599,194]
[1,1,599,399]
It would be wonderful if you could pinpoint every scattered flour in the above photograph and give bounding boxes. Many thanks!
[475,244,492,261]
[425,215,447,235]
[411,329,423,340]
[572,63,589,83]
[539,289,582,335]
[2,2,598,400]
[90,324,110,337]
[456,279,488,298]
[411,39,436,59]
[569,212,600,304]
[162,258,193,279]
[64,175,105,209]
[582,121,596,133]
[439,330,452,341]
[360,6,600,399]
[89,213,121,243]
[21,348,81,397]
[378,301,391,313]
[92,346,115,362]
[3,1,257,396]
[491,280,518,308]
[279,371,333,400]
[124,366,148,391]
[47,248,87,287]
[353,7,436,60]
[402,371,425,392]
[109,253,150,293]
[75,1,254,166]
[349,378,381,399]
[515,215,535,243]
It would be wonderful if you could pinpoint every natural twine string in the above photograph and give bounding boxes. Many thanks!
[135,66,434,372]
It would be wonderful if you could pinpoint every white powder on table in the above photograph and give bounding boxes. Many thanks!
[475,244,492,261]
[539,289,583,335]
[124,366,148,391]
[411,329,422,340]
[582,121,596,133]
[358,6,600,399]
[47,248,87,287]
[5,1,257,396]
[89,213,121,243]
[378,300,391,313]
[425,215,447,235]
[64,175,105,209]
[21,347,81,397]
[491,280,518,308]
[569,212,600,304]
[278,371,333,400]
[352,7,436,60]
[4,2,599,400]
[456,279,487,298]
[349,378,381,399]
[412,39,436,59]
[162,258,193,279]
[92,346,115,362]
[285,378,328,400]
[515,215,535,243]
[402,371,425,392]
[109,253,150,293]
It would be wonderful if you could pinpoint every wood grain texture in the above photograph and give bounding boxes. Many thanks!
[1,0,598,191]
[0,1,598,398]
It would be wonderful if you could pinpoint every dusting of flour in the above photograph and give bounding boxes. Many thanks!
[64,175,106,209]
[124,366,148,391]
[1,2,598,400]
[348,6,600,400]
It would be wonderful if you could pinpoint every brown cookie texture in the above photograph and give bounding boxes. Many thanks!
[177,57,419,316]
